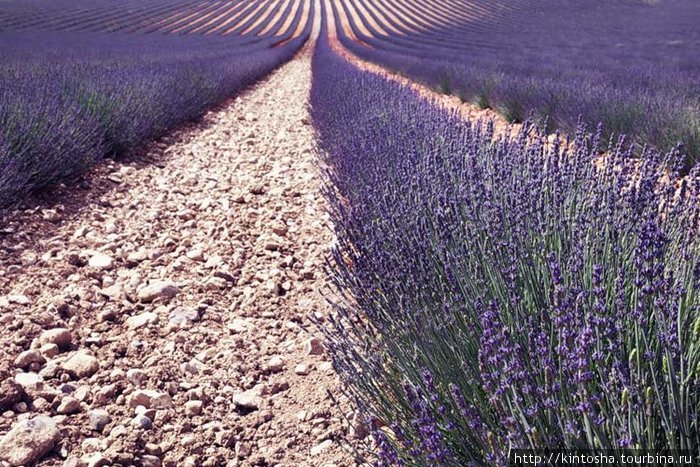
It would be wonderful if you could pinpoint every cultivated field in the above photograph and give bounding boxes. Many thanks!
[1,0,699,466]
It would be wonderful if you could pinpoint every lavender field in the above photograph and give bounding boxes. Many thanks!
[0,0,312,206]
[332,0,700,162]
[1,0,699,465]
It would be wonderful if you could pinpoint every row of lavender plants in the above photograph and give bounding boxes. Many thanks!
[333,0,700,165]
[0,0,298,36]
[0,1,311,208]
[311,27,700,464]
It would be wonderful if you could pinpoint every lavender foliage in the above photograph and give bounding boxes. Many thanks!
[0,0,312,207]
[331,0,700,163]
[312,19,700,464]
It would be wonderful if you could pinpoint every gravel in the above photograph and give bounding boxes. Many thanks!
[0,40,356,466]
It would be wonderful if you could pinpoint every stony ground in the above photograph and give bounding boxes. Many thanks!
[0,44,363,467]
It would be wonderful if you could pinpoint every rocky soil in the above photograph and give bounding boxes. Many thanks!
[0,44,362,467]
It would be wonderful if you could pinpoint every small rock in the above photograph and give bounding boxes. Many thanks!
[184,400,202,417]
[249,185,265,195]
[304,337,324,356]
[82,453,110,467]
[310,439,334,456]
[213,270,236,282]
[125,312,158,330]
[186,247,204,261]
[15,349,46,369]
[98,309,116,322]
[99,284,124,300]
[62,351,99,378]
[127,249,148,264]
[137,280,179,303]
[88,253,113,270]
[14,372,43,389]
[31,397,50,412]
[128,390,173,409]
[7,294,30,305]
[271,223,288,237]
[73,386,90,402]
[63,456,88,467]
[40,344,60,359]
[39,328,72,350]
[0,416,60,466]
[266,357,284,373]
[235,441,252,459]
[141,455,162,467]
[180,362,198,375]
[88,409,111,432]
[0,379,25,410]
[127,368,148,387]
[56,397,81,415]
[232,388,262,412]
[42,209,61,222]
[168,306,199,326]
[145,443,162,456]
[13,401,28,413]
[131,414,153,430]
[135,406,157,419]
[227,319,250,333]
[294,364,311,376]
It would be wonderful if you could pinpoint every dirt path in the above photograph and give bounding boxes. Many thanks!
[0,43,358,467]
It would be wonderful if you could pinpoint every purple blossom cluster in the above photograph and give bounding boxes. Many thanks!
[311,13,700,464]
[331,0,700,163]
[0,0,312,207]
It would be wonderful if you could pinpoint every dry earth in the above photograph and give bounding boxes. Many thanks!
[0,44,362,467]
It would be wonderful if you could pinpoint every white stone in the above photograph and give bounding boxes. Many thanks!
[125,312,158,330]
[266,357,284,373]
[128,390,173,409]
[184,400,203,417]
[56,397,81,415]
[310,439,334,456]
[62,351,99,378]
[232,387,263,411]
[88,253,113,270]
[0,416,60,465]
[15,349,46,368]
[88,409,111,432]
[14,372,43,389]
[227,319,250,333]
[168,307,198,326]
[137,280,179,303]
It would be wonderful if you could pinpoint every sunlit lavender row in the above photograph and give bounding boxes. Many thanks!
[312,14,700,463]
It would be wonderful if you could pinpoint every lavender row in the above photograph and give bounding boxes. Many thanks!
[0,4,311,207]
[333,0,700,165]
[311,21,700,464]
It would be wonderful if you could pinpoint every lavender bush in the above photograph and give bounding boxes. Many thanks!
[0,0,312,207]
[312,23,700,464]
[332,0,700,164]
